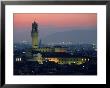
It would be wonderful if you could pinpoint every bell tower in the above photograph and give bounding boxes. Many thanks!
[31,21,38,49]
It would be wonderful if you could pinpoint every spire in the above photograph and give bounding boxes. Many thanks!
[39,39,42,48]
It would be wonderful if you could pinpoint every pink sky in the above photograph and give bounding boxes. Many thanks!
[13,13,97,29]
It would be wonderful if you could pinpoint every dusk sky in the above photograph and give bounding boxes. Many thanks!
[13,13,97,44]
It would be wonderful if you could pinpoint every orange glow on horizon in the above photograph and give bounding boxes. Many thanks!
[14,13,97,29]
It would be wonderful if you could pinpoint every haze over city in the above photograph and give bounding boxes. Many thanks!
[13,13,97,44]
[14,13,97,75]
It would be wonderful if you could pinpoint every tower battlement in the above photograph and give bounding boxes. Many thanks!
[32,21,38,32]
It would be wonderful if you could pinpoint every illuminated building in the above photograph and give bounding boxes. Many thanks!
[31,21,39,49]
[54,46,66,52]
[46,57,88,65]
[33,53,44,64]
[31,21,67,53]
[30,21,89,65]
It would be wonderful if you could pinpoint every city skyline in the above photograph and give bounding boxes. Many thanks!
[13,13,97,44]
[14,15,97,75]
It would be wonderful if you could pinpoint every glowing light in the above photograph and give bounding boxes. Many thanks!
[22,52,26,54]
[18,58,19,61]
[16,58,18,61]
[48,58,59,63]
[45,58,48,60]
[20,58,21,61]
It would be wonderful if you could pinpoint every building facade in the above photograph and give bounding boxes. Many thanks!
[31,21,39,49]
[31,21,67,53]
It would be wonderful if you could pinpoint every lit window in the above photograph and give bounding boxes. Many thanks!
[22,52,26,54]
[18,58,19,61]
[20,58,21,61]
[16,58,17,61]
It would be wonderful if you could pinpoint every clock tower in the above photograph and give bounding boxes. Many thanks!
[31,21,38,49]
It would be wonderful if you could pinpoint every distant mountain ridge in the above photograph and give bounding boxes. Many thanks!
[42,29,97,44]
